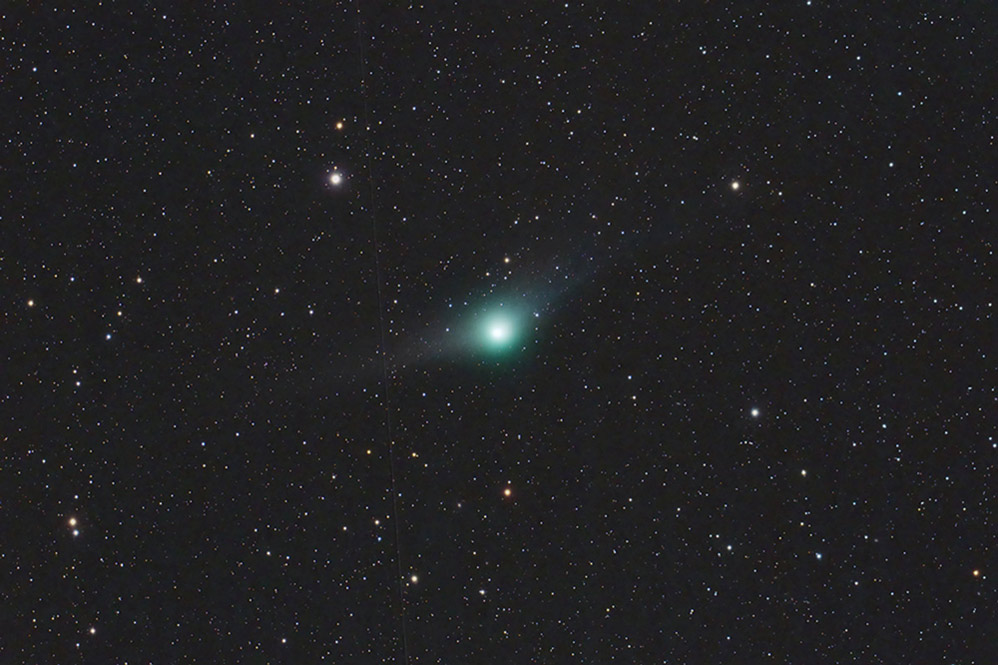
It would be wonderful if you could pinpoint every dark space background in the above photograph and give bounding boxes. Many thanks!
[2,3,994,663]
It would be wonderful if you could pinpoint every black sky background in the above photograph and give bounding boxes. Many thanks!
[2,2,995,663]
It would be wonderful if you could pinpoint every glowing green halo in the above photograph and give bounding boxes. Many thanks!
[470,305,528,356]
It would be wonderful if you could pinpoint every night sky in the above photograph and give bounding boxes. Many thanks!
[3,3,995,663]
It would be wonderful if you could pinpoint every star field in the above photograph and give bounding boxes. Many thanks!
[2,3,995,664]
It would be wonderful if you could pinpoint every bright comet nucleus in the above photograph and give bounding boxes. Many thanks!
[489,321,511,342]
[476,309,523,354]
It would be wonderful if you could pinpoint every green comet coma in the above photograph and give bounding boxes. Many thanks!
[475,308,524,354]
